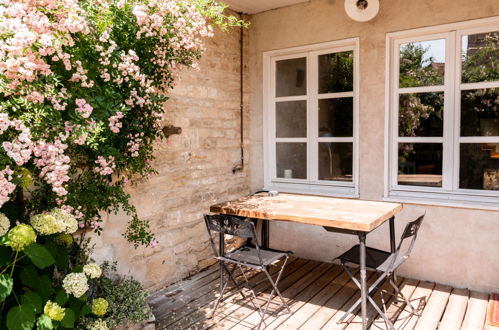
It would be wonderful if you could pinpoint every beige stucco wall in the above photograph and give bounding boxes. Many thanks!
[91,21,251,291]
[247,0,499,292]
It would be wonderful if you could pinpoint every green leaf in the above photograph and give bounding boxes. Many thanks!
[36,315,53,330]
[0,246,11,267]
[60,309,74,329]
[80,304,91,316]
[20,266,38,288]
[35,276,54,301]
[54,290,69,306]
[21,292,42,314]
[24,244,55,269]
[0,274,13,302]
[44,242,69,270]
[6,305,35,330]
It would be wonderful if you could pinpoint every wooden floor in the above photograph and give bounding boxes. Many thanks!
[148,258,497,330]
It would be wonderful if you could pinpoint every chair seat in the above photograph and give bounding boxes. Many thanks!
[218,246,288,268]
[337,244,407,272]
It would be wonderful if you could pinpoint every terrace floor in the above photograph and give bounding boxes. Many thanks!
[148,257,497,329]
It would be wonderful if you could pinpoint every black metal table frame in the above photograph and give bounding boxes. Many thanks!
[259,216,396,330]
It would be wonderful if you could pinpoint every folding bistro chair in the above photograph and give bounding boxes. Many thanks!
[335,214,425,329]
[204,214,291,329]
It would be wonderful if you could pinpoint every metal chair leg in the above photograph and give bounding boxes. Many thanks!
[388,278,420,316]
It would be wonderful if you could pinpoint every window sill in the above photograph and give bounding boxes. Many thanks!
[385,189,499,211]
[264,181,359,198]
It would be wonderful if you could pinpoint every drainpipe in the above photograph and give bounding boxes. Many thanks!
[232,12,244,174]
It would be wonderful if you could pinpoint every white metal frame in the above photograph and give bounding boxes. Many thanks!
[263,38,360,197]
[384,16,499,207]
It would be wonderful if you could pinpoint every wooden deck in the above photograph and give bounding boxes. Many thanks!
[148,258,497,329]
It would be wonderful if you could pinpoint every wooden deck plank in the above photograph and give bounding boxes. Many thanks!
[230,262,334,329]
[203,260,321,329]
[438,288,469,330]
[313,271,378,330]
[461,291,489,330]
[262,265,344,330]
[393,281,435,329]
[413,284,451,330]
[273,268,356,329]
[369,278,419,330]
[343,273,395,330]
[163,258,306,329]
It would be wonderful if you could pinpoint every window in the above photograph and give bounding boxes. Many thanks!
[263,39,359,196]
[386,17,499,206]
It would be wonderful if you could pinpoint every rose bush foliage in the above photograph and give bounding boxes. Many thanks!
[0,0,243,328]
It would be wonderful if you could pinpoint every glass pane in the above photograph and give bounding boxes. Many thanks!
[460,88,499,136]
[276,143,307,179]
[276,101,307,138]
[319,98,353,137]
[460,143,499,190]
[398,143,443,187]
[318,143,352,181]
[399,92,444,137]
[462,31,499,83]
[318,51,353,93]
[399,39,445,88]
[276,58,307,97]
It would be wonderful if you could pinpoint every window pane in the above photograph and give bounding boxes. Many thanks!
[398,143,443,187]
[318,51,353,93]
[460,143,499,190]
[318,143,352,181]
[460,88,499,136]
[276,101,307,138]
[319,98,353,137]
[276,58,307,97]
[399,39,445,88]
[462,31,499,83]
[399,92,444,137]
[276,143,307,179]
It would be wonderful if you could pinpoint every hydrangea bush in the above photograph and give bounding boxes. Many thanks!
[0,0,243,328]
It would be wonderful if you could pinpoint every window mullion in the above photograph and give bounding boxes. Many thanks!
[452,30,462,192]
[308,52,319,182]
[442,31,455,191]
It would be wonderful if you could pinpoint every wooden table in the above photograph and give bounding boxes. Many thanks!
[210,193,403,330]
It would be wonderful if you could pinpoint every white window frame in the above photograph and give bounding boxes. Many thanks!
[384,16,499,209]
[263,38,360,197]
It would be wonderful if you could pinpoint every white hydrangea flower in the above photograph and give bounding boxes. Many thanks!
[83,263,102,279]
[0,213,10,236]
[30,213,62,235]
[62,273,89,298]
[88,319,109,330]
[50,208,78,234]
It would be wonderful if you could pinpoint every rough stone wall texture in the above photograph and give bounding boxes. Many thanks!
[247,0,499,292]
[92,18,251,291]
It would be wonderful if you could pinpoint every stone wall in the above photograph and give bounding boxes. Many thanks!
[92,17,251,291]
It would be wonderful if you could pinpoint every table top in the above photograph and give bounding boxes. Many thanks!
[210,193,403,232]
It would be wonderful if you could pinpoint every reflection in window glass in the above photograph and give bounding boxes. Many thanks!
[318,51,353,93]
[461,88,499,137]
[276,143,307,179]
[318,143,352,181]
[276,58,307,97]
[276,101,307,138]
[398,143,443,187]
[462,31,499,83]
[460,143,499,190]
[318,98,353,137]
[399,92,444,137]
[399,39,445,88]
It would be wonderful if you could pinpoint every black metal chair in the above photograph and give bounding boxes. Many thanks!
[335,214,425,329]
[204,214,291,329]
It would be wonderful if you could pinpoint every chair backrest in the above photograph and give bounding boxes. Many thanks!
[204,214,258,259]
[396,213,425,259]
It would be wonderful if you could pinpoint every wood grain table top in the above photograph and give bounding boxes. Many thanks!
[210,193,403,232]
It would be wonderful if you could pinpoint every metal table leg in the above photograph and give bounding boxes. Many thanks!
[389,216,396,253]
[261,219,270,249]
[359,232,367,330]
